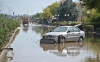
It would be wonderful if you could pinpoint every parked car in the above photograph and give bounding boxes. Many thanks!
[40,26,85,44]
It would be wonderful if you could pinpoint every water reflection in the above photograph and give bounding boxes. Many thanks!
[40,42,84,58]
[32,26,55,37]
[84,34,100,62]
[85,54,100,62]
[2,25,100,62]
[1,48,14,61]
[22,25,29,32]
[7,48,14,61]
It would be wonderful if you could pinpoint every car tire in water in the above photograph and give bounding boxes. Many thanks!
[78,37,84,47]
[58,35,65,44]
[78,37,83,42]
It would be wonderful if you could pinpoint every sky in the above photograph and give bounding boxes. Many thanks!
[0,0,78,15]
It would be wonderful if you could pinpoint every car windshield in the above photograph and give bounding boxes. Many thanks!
[52,27,68,32]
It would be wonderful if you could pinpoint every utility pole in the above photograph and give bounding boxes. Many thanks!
[0,2,3,14]
[27,7,28,15]
[13,12,14,20]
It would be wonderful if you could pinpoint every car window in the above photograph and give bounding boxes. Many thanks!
[67,27,73,32]
[74,27,80,32]
[52,27,68,32]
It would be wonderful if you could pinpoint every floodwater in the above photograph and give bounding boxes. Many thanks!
[2,24,100,62]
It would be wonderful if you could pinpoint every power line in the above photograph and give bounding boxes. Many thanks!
[0,2,14,15]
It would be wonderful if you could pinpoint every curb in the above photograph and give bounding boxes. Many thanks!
[0,27,20,62]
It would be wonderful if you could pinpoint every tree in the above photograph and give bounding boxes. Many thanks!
[32,13,41,22]
[89,9,100,30]
[40,2,60,23]
[49,2,60,16]
[57,0,78,21]
[81,0,100,12]
[83,9,100,30]
[81,0,100,31]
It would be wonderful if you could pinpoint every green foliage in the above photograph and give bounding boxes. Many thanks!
[57,0,78,21]
[82,0,100,12]
[82,8,100,31]
[70,22,80,26]
[88,9,100,23]
[50,2,60,16]
[40,2,60,20]
[52,22,59,26]
[41,7,52,19]
[31,2,60,24]
[0,15,20,48]
[60,21,68,26]
[52,21,80,26]
[32,13,41,21]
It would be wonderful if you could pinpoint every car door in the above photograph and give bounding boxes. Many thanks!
[73,27,80,41]
[66,27,74,41]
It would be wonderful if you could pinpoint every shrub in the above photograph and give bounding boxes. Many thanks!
[70,22,80,26]
[0,15,21,48]
[60,21,68,26]
[52,22,56,25]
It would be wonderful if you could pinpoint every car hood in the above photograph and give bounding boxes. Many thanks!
[44,32,66,36]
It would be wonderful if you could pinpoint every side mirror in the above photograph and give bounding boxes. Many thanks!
[67,31,71,33]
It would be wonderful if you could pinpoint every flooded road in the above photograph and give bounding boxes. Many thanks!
[2,24,100,62]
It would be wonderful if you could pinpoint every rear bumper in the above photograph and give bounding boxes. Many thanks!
[22,22,29,24]
[40,39,56,44]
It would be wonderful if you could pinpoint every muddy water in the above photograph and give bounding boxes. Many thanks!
[2,25,100,62]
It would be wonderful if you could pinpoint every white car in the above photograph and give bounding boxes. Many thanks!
[40,26,85,44]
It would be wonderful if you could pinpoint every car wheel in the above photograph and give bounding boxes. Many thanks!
[61,37,65,43]
[78,37,83,42]
[58,35,65,44]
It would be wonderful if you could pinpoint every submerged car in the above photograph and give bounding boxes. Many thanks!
[40,26,85,44]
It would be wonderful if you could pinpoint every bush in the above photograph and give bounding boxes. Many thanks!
[52,22,57,26]
[0,15,21,48]
[52,21,81,26]
[70,22,80,26]
[60,21,68,26]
